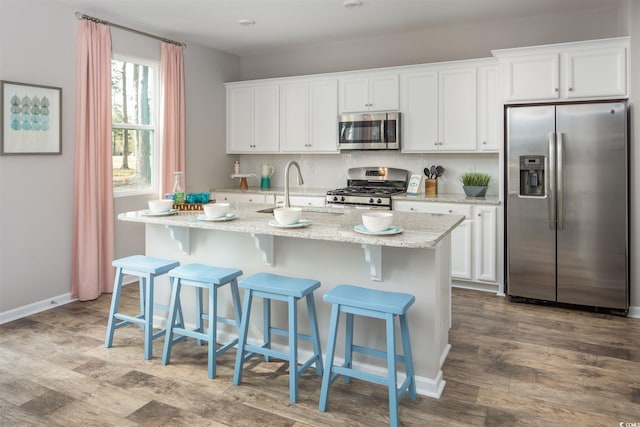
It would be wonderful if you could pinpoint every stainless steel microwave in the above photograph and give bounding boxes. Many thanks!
[338,112,401,150]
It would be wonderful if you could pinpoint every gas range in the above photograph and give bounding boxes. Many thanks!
[326,167,409,209]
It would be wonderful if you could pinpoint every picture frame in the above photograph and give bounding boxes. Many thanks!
[1,80,62,155]
[406,174,422,195]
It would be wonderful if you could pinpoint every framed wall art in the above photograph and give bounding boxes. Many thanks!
[1,80,62,155]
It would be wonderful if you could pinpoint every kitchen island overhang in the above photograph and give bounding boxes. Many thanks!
[119,205,463,398]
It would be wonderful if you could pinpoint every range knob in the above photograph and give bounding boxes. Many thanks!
[369,198,374,203]
[376,198,382,204]
[340,196,346,202]
[332,196,338,202]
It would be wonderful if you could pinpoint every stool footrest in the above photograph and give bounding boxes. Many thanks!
[351,344,408,365]
[270,327,314,344]
[332,364,388,387]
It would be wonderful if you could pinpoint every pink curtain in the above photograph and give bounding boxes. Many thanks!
[160,42,186,195]
[71,20,114,300]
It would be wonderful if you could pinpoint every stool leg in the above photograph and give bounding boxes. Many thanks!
[263,297,271,362]
[306,293,323,376]
[208,284,217,379]
[386,313,399,427]
[195,287,204,346]
[162,278,182,366]
[319,304,340,412]
[288,295,299,403]
[230,279,242,331]
[344,312,354,384]
[143,274,154,360]
[233,289,253,386]
[400,313,417,400]
[105,267,124,348]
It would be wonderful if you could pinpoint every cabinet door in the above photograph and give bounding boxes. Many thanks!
[254,85,280,152]
[451,220,472,280]
[478,65,501,151]
[339,77,369,112]
[280,82,309,152]
[400,71,439,152]
[309,79,338,152]
[504,53,560,102]
[564,46,626,99]
[438,67,477,151]
[227,87,254,152]
[475,206,497,282]
[369,74,399,111]
[275,195,326,207]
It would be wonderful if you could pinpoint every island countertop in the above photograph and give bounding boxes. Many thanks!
[119,204,464,249]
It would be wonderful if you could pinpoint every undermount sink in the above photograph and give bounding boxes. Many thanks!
[256,206,346,215]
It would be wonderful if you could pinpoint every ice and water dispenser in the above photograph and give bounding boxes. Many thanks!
[519,155,545,196]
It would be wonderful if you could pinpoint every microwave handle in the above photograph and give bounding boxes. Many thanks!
[380,115,386,143]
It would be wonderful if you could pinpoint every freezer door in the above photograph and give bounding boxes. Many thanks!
[507,106,557,300]
[555,102,628,310]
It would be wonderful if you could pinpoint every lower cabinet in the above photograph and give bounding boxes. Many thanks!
[275,195,326,207]
[213,192,275,205]
[393,200,497,283]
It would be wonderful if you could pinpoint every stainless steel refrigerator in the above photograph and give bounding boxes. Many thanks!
[506,101,628,313]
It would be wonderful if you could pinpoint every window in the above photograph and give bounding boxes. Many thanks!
[111,55,159,195]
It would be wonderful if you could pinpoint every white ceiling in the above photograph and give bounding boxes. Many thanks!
[58,0,621,56]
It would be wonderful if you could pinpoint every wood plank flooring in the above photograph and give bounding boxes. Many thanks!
[1,286,639,426]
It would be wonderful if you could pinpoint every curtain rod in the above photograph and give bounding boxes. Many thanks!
[75,12,186,49]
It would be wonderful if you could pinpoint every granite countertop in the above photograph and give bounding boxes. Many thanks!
[392,192,501,205]
[119,204,464,249]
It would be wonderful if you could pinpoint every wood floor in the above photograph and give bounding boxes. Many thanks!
[1,286,639,426]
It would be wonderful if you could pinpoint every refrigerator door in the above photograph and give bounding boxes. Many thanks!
[507,106,557,300]
[555,102,628,309]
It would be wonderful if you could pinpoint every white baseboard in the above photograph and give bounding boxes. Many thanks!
[0,292,77,325]
[628,305,640,318]
[451,280,499,294]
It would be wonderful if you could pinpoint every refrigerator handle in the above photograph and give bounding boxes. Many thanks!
[548,132,556,230]
[557,132,564,231]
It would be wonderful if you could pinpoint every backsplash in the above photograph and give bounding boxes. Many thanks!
[237,152,500,196]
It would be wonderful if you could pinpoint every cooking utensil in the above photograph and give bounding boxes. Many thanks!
[435,165,445,177]
[423,167,431,178]
[430,165,437,178]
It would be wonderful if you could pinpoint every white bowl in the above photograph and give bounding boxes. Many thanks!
[203,203,230,219]
[148,199,174,213]
[362,211,394,232]
[274,207,302,225]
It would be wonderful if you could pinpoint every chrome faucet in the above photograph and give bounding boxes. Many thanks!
[284,160,304,208]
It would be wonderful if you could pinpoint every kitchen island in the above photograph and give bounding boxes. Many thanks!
[119,204,463,398]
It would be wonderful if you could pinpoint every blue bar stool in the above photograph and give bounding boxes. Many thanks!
[319,285,417,427]
[161,263,243,379]
[105,255,181,360]
[232,272,323,403]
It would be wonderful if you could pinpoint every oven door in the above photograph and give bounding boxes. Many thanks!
[338,113,387,150]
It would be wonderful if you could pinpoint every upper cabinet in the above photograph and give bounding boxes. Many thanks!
[227,84,279,153]
[280,78,338,153]
[400,59,496,153]
[339,74,399,112]
[493,37,628,103]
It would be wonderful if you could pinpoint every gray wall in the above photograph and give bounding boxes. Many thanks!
[0,0,240,317]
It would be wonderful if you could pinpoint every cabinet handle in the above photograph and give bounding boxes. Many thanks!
[478,213,482,217]
[482,141,487,145]
[554,88,559,92]
[249,198,253,202]
[568,87,574,92]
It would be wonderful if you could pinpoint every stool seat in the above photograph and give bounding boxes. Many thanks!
[239,272,320,297]
[323,285,415,315]
[233,272,323,403]
[162,263,243,379]
[113,255,179,275]
[169,264,242,284]
[319,284,417,427]
[105,255,181,360]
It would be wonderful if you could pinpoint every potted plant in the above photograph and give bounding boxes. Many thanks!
[460,172,491,197]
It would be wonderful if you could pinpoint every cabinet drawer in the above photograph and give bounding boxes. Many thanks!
[214,192,271,204]
[275,195,325,207]
[394,201,472,218]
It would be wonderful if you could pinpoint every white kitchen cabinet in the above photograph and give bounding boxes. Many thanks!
[477,64,501,151]
[474,205,497,282]
[400,64,478,152]
[339,74,399,112]
[280,79,338,153]
[214,192,274,205]
[494,37,628,103]
[226,84,279,153]
[393,200,498,284]
[275,195,326,207]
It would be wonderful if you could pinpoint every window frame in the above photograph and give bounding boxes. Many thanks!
[111,53,161,198]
